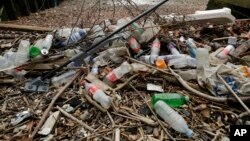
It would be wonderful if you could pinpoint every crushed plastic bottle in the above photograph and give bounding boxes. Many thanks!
[104,61,132,85]
[185,38,197,58]
[51,70,76,87]
[154,100,193,138]
[15,40,30,64]
[41,34,53,55]
[167,42,180,55]
[128,37,143,54]
[152,93,189,108]
[61,29,86,46]
[82,81,112,109]
[11,110,32,126]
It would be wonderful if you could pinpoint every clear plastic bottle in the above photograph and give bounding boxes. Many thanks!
[82,81,112,109]
[15,40,30,65]
[154,100,193,138]
[139,55,158,65]
[164,54,196,68]
[41,34,53,55]
[61,29,86,46]
[167,42,180,55]
[185,38,197,58]
[128,37,143,54]
[104,61,132,85]
[196,48,209,68]
[150,38,161,56]
[51,70,76,87]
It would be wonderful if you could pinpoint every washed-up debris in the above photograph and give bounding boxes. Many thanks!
[1,0,250,140]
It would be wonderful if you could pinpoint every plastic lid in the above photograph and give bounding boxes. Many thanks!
[184,95,190,103]
[41,48,49,55]
[29,46,41,58]
[156,58,167,69]
[186,129,194,138]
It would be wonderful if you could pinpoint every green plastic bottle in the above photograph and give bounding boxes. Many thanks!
[151,93,189,108]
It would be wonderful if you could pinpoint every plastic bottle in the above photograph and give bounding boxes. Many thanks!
[196,48,209,68]
[128,37,143,54]
[153,101,193,137]
[185,38,197,58]
[152,93,189,108]
[61,29,86,46]
[15,40,30,64]
[51,70,76,87]
[41,34,53,55]
[150,38,161,56]
[216,45,235,59]
[139,55,158,65]
[164,54,197,68]
[82,81,112,109]
[167,42,180,55]
[139,20,160,43]
[104,61,132,85]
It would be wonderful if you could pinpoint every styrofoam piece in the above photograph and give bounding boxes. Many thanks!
[38,111,60,135]
[161,7,235,25]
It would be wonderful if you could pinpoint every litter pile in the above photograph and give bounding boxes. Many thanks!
[0,5,250,141]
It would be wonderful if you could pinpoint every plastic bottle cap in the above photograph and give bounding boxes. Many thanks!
[29,46,41,58]
[156,58,167,69]
[186,129,193,138]
[184,96,190,102]
[41,48,49,55]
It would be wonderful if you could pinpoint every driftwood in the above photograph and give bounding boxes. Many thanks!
[0,23,53,32]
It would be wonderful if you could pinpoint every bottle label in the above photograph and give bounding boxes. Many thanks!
[128,37,141,53]
[152,41,160,49]
[88,85,98,97]
[106,71,118,82]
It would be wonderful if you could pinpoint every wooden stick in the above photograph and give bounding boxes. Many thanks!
[56,106,94,131]
[217,74,250,115]
[30,70,83,139]
[0,23,53,32]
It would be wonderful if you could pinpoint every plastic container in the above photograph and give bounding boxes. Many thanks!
[139,55,158,65]
[104,61,132,85]
[61,29,86,46]
[185,38,197,58]
[196,48,209,68]
[216,45,235,59]
[165,55,196,68]
[82,81,112,109]
[154,101,193,137]
[167,42,180,55]
[139,20,160,43]
[150,38,161,56]
[128,37,143,54]
[41,34,53,55]
[152,93,189,108]
[15,40,30,65]
[51,70,76,87]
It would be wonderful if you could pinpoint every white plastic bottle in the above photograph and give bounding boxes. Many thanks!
[41,34,53,55]
[104,61,132,85]
[139,55,158,65]
[216,45,235,59]
[167,42,180,55]
[82,81,112,109]
[154,101,193,138]
[150,38,161,56]
[128,37,143,54]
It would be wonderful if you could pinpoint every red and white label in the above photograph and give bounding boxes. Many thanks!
[152,40,160,49]
[128,37,141,53]
[106,71,118,82]
[88,85,98,97]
